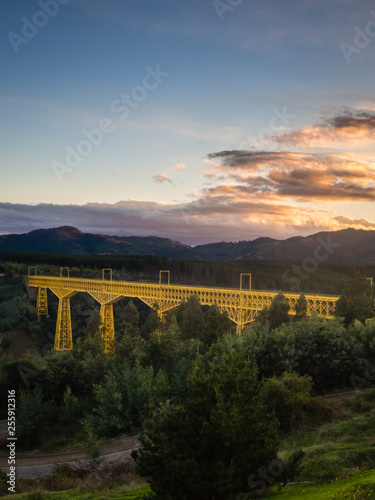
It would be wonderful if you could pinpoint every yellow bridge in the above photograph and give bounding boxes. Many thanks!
[28,268,340,354]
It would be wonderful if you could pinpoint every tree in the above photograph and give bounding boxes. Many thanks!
[261,372,331,433]
[147,316,182,375]
[4,262,23,280]
[75,309,104,356]
[242,315,363,393]
[115,300,140,339]
[17,387,52,449]
[141,306,161,340]
[133,351,279,500]
[0,294,36,331]
[294,293,307,320]
[203,305,231,345]
[335,272,374,326]
[81,419,104,470]
[41,353,76,404]
[91,370,126,437]
[116,333,147,365]
[268,292,290,330]
[176,295,205,341]
[59,385,79,424]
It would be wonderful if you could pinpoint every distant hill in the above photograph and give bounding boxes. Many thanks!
[191,228,375,265]
[1,226,375,265]
[0,226,192,259]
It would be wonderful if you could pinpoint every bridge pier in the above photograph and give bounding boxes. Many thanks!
[99,304,115,354]
[88,291,122,354]
[49,289,77,350]
[54,294,75,350]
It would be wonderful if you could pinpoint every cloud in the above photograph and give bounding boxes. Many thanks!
[153,173,172,184]
[167,163,186,172]
[206,150,306,170]
[272,109,375,148]
[205,150,375,202]
[333,216,375,230]
[2,110,375,246]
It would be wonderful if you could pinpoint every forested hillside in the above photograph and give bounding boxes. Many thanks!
[1,249,373,295]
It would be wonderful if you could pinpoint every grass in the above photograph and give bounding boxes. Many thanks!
[0,461,149,499]
[0,485,153,499]
[274,392,375,487]
[39,426,85,453]
[3,472,375,499]
[263,468,375,498]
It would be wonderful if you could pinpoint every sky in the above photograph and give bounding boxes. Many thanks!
[1,0,375,245]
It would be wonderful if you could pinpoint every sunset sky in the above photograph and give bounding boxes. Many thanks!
[1,0,375,244]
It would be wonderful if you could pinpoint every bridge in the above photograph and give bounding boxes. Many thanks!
[28,267,340,354]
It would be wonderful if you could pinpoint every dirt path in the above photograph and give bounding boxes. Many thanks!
[1,444,139,479]
[0,433,139,467]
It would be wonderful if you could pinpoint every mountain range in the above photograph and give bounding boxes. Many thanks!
[0,226,375,264]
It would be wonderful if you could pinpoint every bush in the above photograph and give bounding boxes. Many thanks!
[301,451,346,484]
[261,372,332,433]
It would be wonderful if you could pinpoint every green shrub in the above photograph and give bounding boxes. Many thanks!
[301,452,346,483]
[261,372,333,433]
[343,447,375,468]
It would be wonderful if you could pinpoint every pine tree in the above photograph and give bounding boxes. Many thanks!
[295,293,307,320]
[133,351,279,500]
[268,292,290,329]
[17,387,48,449]
[177,295,205,341]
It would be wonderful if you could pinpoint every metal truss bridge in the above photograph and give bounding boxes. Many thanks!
[28,268,340,354]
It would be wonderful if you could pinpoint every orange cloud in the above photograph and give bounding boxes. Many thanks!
[205,150,375,202]
[272,109,375,148]
[333,216,375,230]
